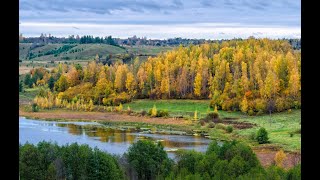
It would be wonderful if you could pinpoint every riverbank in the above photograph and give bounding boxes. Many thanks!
[19,109,192,126]
[19,108,300,169]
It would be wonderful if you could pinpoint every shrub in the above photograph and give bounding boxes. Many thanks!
[212,112,219,119]
[141,110,147,116]
[256,127,269,144]
[106,106,113,112]
[194,110,198,120]
[200,120,206,126]
[215,123,226,130]
[248,109,255,116]
[157,109,169,117]
[226,125,233,133]
[208,122,215,128]
[205,112,213,121]
[127,106,132,115]
[101,92,132,106]
[150,105,157,117]
[115,103,123,112]
[32,103,39,112]
[289,132,294,137]
[274,150,287,168]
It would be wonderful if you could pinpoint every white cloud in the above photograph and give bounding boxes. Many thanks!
[19,0,300,39]
[19,22,300,39]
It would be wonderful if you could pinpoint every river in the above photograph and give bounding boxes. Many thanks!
[19,116,212,158]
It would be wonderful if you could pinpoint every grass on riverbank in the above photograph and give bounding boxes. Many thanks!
[19,89,301,152]
[236,110,301,151]
[124,99,242,119]
[124,99,301,151]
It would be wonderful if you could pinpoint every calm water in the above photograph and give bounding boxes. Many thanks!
[19,117,212,158]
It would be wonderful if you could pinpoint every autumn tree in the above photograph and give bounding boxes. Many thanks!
[54,74,69,92]
[240,96,248,113]
[27,38,300,113]
[274,150,287,168]
[114,64,128,92]
[95,66,112,104]
[66,66,80,87]
[126,71,136,95]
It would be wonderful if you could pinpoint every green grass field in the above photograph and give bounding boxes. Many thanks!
[124,99,242,118]
[124,99,301,151]
[236,110,301,151]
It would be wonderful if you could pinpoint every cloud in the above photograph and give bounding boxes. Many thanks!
[19,0,300,39]
[19,22,301,39]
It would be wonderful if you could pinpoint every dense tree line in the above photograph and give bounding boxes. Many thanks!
[19,140,301,180]
[24,38,300,114]
[20,34,301,50]
[19,142,124,180]
[79,35,118,46]
[21,35,120,46]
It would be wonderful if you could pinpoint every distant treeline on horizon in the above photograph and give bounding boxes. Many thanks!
[19,34,301,50]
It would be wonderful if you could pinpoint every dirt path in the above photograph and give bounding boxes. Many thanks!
[19,110,191,126]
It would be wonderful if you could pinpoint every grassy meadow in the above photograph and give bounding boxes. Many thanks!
[123,99,301,151]
[124,99,242,119]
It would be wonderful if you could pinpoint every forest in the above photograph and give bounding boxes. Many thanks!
[20,38,301,115]
[19,140,300,180]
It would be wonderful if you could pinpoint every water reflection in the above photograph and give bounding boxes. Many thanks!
[19,117,212,158]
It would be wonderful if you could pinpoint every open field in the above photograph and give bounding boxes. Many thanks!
[237,110,301,151]
[124,99,243,119]
[124,99,301,151]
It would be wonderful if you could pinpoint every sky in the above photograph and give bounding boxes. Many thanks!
[19,0,301,40]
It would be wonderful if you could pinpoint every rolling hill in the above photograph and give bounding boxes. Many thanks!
[19,43,174,62]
